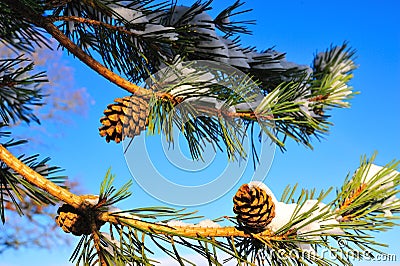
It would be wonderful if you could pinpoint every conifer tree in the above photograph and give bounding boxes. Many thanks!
[0,1,399,265]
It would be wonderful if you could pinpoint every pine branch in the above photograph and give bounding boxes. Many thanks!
[3,0,358,158]
[63,158,396,265]
[2,0,146,96]
[0,143,271,239]
[0,144,82,209]
[1,138,398,265]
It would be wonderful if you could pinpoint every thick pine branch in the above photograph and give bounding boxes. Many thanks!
[0,144,82,209]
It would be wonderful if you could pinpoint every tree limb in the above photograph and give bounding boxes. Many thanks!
[0,144,83,209]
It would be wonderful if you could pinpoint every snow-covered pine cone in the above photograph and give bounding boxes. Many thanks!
[233,183,275,233]
[99,95,149,143]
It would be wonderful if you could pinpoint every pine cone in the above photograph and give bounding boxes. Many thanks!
[55,204,104,236]
[233,183,275,233]
[99,96,149,143]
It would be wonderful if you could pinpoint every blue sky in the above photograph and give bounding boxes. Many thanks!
[1,0,400,265]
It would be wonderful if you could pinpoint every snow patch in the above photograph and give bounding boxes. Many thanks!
[198,219,221,228]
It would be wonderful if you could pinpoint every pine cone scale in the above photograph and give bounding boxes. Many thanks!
[100,117,111,126]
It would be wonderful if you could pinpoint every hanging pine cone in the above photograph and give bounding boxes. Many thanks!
[55,204,90,236]
[99,95,149,143]
[55,204,105,236]
[233,183,275,233]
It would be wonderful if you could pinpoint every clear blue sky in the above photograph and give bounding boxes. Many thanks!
[1,0,399,265]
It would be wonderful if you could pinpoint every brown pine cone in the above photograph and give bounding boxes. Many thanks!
[55,204,104,236]
[233,183,275,233]
[99,95,149,143]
